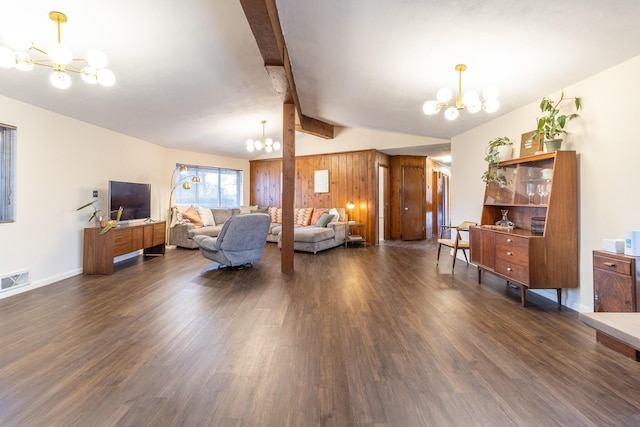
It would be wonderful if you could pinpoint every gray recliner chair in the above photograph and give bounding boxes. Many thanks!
[193,213,271,269]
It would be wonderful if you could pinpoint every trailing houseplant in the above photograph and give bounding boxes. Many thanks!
[481,136,513,183]
[77,201,124,234]
[529,91,581,151]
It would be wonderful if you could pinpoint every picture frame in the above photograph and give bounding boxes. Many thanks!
[520,131,544,157]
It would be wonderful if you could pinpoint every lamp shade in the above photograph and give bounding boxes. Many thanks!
[346,201,355,210]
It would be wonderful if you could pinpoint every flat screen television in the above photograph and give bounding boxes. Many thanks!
[108,180,151,221]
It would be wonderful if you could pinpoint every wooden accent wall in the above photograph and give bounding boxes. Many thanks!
[250,150,378,244]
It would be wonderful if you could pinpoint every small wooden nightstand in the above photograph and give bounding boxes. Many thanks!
[345,222,366,247]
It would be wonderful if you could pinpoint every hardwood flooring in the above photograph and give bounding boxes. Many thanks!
[1,240,639,426]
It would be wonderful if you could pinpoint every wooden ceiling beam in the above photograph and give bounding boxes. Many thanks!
[240,0,334,139]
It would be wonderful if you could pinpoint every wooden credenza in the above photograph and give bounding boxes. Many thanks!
[593,250,640,360]
[83,221,166,275]
[470,151,578,306]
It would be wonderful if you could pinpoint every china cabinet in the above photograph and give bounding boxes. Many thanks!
[469,151,578,306]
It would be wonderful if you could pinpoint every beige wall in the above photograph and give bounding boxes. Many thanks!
[0,95,250,298]
[451,54,640,311]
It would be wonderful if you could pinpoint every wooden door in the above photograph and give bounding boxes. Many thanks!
[401,166,425,240]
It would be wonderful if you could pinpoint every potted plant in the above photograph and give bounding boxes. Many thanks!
[529,91,581,151]
[481,136,513,183]
[77,201,124,234]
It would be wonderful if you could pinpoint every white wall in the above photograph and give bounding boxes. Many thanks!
[451,54,640,312]
[0,95,250,299]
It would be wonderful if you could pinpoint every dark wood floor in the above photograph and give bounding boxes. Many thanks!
[1,240,639,426]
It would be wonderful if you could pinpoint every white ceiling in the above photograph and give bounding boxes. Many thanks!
[1,0,639,161]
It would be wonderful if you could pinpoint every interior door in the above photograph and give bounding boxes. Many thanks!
[401,166,425,240]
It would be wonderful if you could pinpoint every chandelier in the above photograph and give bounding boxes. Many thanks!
[0,11,115,89]
[422,64,499,120]
[246,120,281,153]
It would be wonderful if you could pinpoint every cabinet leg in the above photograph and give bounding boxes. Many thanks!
[520,286,527,307]
[477,268,482,284]
[556,288,562,306]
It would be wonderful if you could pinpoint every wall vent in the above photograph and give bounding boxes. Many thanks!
[1,270,30,292]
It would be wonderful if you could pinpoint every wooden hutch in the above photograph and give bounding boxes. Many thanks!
[469,151,578,306]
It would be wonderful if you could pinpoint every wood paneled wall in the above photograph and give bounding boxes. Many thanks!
[250,150,378,244]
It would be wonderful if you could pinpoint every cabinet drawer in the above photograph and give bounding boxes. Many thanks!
[495,234,529,266]
[496,258,530,284]
[593,254,631,276]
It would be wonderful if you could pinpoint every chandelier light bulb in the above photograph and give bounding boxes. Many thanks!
[436,88,452,103]
[14,52,34,71]
[97,68,116,87]
[48,42,73,65]
[273,141,281,151]
[0,47,15,68]
[86,49,108,69]
[422,100,439,115]
[254,140,262,150]
[3,27,31,51]
[265,145,273,153]
[50,70,71,89]
[467,101,482,113]
[484,99,500,113]
[462,90,480,106]
[265,138,273,147]
[444,107,459,120]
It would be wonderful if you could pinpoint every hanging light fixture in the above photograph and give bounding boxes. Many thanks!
[0,11,115,89]
[246,120,281,153]
[422,64,499,120]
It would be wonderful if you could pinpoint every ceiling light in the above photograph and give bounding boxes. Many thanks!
[422,64,499,120]
[246,120,281,153]
[0,11,115,89]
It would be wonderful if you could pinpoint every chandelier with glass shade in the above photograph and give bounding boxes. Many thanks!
[422,64,499,120]
[0,11,115,89]
[246,120,281,153]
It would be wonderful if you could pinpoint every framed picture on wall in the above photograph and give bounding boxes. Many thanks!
[314,170,329,193]
[520,131,544,157]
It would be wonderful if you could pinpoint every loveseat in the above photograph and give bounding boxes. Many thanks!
[169,205,347,253]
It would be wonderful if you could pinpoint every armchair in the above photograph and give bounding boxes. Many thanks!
[436,221,477,272]
[193,213,271,268]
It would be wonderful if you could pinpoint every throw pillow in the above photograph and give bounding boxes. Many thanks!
[197,207,215,226]
[329,208,340,221]
[315,212,333,228]
[239,205,258,214]
[251,207,268,214]
[310,208,329,225]
[181,205,203,228]
[295,207,314,226]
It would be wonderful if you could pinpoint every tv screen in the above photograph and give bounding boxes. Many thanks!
[108,180,151,221]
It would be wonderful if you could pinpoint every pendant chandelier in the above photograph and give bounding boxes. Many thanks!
[422,64,499,120]
[246,120,281,153]
[0,11,115,89]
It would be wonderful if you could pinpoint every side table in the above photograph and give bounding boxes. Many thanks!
[345,222,366,247]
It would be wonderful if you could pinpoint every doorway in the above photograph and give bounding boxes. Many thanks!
[379,165,390,241]
[401,166,425,240]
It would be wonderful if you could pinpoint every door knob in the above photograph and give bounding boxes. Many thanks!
[404,207,409,210]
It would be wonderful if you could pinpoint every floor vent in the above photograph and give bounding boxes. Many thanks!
[1,271,30,292]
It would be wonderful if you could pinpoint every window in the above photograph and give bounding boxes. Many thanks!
[174,164,242,208]
[0,124,16,223]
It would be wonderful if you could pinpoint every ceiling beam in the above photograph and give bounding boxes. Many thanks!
[240,0,334,139]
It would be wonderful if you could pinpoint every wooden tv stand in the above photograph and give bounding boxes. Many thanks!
[83,221,166,275]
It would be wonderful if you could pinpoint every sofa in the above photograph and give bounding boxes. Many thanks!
[170,205,347,253]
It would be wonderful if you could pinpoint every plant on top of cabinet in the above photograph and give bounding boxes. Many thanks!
[481,136,513,183]
[529,91,581,151]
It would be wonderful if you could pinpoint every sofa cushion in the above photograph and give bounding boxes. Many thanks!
[268,206,283,224]
[295,207,314,226]
[197,207,215,226]
[252,207,268,214]
[182,205,203,228]
[310,208,329,225]
[239,205,258,214]
[188,225,222,238]
[291,227,335,243]
[315,213,333,227]
[212,208,234,225]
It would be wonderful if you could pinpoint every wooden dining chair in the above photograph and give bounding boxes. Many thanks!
[436,221,477,272]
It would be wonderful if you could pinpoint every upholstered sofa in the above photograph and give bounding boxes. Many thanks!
[170,205,347,253]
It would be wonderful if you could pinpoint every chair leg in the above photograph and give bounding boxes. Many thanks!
[462,249,469,265]
[451,247,457,272]
[436,243,442,265]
